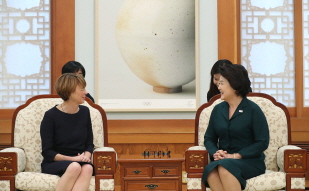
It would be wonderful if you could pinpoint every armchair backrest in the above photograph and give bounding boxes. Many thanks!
[12,95,108,172]
[195,92,291,171]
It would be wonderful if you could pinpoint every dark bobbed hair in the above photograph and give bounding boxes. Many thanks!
[55,73,86,101]
[62,61,86,78]
[219,64,251,97]
[208,59,233,97]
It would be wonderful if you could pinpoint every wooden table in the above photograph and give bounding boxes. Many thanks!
[118,154,184,191]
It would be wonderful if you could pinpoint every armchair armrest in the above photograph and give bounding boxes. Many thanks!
[185,147,207,191]
[277,145,306,173]
[0,147,26,174]
[185,146,208,174]
[277,146,307,191]
[92,147,117,176]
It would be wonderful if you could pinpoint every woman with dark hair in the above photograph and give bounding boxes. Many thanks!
[62,61,95,103]
[202,64,269,191]
[207,59,233,102]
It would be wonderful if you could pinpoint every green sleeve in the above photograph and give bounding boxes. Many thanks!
[238,106,269,158]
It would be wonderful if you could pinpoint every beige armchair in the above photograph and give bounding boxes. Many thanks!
[185,92,307,191]
[0,95,117,191]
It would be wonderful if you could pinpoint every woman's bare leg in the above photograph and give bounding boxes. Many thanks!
[207,167,224,191]
[218,165,241,191]
[72,164,93,191]
[55,162,81,191]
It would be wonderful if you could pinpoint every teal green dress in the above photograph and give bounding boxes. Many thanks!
[202,97,269,189]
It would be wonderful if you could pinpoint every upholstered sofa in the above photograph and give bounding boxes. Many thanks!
[185,93,307,191]
[0,95,117,191]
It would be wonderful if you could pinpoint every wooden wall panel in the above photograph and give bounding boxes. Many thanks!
[50,0,75,93]
[0,120,12,149]
[294,1,304,117]
[217,0,240,64]
[108,119,195,144]
[291,118,309,142]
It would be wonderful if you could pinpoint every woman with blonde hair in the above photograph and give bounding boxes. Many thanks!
[40,73,94,191]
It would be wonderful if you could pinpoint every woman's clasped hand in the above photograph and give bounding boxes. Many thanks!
[76,152,91,163]
[213,150,238,160]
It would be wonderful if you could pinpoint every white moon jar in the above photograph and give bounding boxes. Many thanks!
[115,0,195,93]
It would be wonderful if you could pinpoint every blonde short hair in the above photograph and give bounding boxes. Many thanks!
[55,73,86,101]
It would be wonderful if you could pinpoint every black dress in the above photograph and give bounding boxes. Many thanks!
[202,97,269,189]
[40,105,94,176]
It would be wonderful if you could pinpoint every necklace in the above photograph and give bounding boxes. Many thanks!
[60,103,79,114]
[61,103,65,113]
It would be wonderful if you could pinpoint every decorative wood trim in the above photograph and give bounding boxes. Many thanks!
[0,152,17,176]
[93,151,116,175]
[185,150,208,173]
[50,0,75,94]
[11,95,108,147]
[284,149,307,173]
[195,92,292,145]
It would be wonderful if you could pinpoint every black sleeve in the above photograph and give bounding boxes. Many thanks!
[40,111,58,162]
[84,108,94,153]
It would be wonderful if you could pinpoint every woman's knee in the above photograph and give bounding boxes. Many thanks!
[66,162,82,175]
[81,164,93,175]
[218,165,231,177]
[207,168,219,180]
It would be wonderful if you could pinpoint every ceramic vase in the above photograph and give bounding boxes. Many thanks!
[116,0,195,93]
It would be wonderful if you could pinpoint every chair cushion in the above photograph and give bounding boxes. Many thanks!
[15,172,114,191]
[187,171,285,191]
[244,170,285,191]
